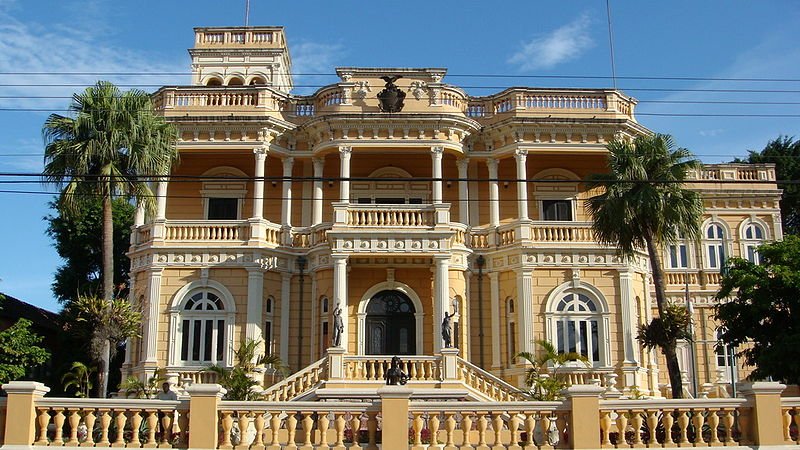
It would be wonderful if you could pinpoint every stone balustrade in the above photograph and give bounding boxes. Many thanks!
[686,164,776,183]
[466,89,634,120]
[344,356,441,382]
[0,381,794,449]
[334,204,442,228]
[134,220,282,248]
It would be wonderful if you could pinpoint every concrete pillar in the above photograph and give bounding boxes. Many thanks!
[134,201,145,226]
[431,146,444,204]
[433,256,451,354]
[514,149,529,220]
[186,384,226,450]
[280,157,294,227]
[377,386,412,449]
[486,158,500,227]
[489,271,501,368]
[280,272,291,364]
[155,178,168,220]
[619,269,638,364]
[1,381,50,446]
[339,146,352,203]
[252,147,268,219]
[516,268,534,355]
[245,268,264,360]
[563,385,605,449]
[312,157,324,225]
[332,255,349,351]
[740,382,786,446]
[456,158,470,225]
[143,268,162,364]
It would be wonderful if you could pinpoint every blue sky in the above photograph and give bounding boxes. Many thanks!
[0,0,798,312]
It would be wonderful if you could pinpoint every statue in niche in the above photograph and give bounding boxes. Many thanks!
[377,75,406,112]
[385,356,409,385]
[442,310,455,348]
[332,305,344,347]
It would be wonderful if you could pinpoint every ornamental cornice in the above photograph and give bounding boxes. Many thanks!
[129,250,289,272]
[328,235,452,254]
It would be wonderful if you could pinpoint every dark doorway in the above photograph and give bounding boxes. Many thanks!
[365,290,416,355]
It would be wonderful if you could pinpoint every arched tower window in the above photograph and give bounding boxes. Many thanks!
[552,292,602,364]
[178,291,228,364]
[506,297,516,365]
[741,222,766,264]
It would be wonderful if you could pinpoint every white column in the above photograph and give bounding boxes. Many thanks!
[486,158,500,227]
[281,157,294,227]
[246,268,264,360]
[143,268,162,363]
[516,268,534,356]
[339,146,352,203]
[431,146,444,204]
[514,149,529,221]
[332,255,349,351]
[433,255,450,353]
[252,147,268,219]
[619,269,639,364]
[280,272,291,364]
[155,179,168,220]
[312,157,324,225]
[134,201,145,226]
[456,158,470,224]
[489,271,501,368]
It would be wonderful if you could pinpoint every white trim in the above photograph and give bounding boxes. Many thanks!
[356,281,424,355]
[543,281,610,367]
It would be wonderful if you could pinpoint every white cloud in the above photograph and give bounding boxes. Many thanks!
[0,8,186,111]
[508,13,594,71]
[699,129,724,137]
[290,41,346,95]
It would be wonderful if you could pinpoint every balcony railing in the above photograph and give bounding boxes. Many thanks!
[466,88,635,120]
[134,220,282,247]
[333,203,449,228]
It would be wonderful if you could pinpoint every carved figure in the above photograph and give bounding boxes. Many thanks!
[385,356,409,385]
[332,306,344,347]
[442,310,455,348]
[377,75,406,112]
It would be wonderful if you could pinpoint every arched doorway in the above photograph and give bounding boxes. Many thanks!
[365,290,416,355]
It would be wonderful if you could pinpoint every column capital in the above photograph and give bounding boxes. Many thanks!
[456,157,470,171]
[433,254,451,263]
[617,267,635,278]
[282,156,294,169]
[338,145,352,155]
[259,127,277,143]
[253,146,269,157]
[147,267,164,276]
[485,157,498,171]
[514,267,534,276]
[312,157,325,172]
[431,145,445,156]
[514,148,528,158]
[332,254,349,263]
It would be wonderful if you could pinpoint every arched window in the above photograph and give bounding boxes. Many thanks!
[742,222,765,264]
[553,292,601,364]
[265,295,275,356]
[178,291,228,364]
[715,328,737,382]
[249,76,267,85]
[206,77,223,86]
[320,296,330,354]
[704,223,727,270]
[667,231,690,269]
[227,77,244,86]
[506,297,516,365]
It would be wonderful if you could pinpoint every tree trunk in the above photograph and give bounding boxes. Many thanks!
[645,235,684,398]
[99,192,114,398]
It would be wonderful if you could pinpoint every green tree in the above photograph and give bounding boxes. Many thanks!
[715,236,800,384]
[586,134,704,398]
[207,338,287,401]
[516,340,588,401]
[736,136,800,235]
[0,318,51,384]
[61,361,95,398]
[42,81,178,396]
[46,198,134,303]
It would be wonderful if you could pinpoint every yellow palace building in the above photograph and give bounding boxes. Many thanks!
[123,26,782,399]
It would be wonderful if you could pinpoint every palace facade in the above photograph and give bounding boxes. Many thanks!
[123,26,782,399]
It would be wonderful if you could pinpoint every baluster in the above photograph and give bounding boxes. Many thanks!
[664,410,675,447]
[162,409,176,447]
[220,411,234,450]
[96,409,111,446]
[268,412,282,448]
[318,412,330,449]
[616,410,629,447]
[792,409,800,445]
[720,409,734,445]
[350,413,362,448]
[234,412,250,450]
[460,412,474,449]
[411,412,424,447]
[539,414,552,448]
[736,408,751,444]
[35,407,50,446]
[110,410,126,447]
[65,409,80,446]
[53,408,66,446]
[177,409,189,447]
[377,360,386,380]
[492,413,503,448]
[630,411,644,447]
[430,413,441,447]
[692,409,705,446]
[80,409,96,447]
[444,413,456,449]
[286,413,298,448]
[783,408,793,443]
[476,412,488,448]
[600,411,612,447]
[130,410,143,448]
[709,409,725,446]
[646,410,658,446]
[334,412,346,448]
[677,409,690,445]
[409,361,418,380]
[143,410,159,448]
[251,412,265,450]
[367,411,379,450]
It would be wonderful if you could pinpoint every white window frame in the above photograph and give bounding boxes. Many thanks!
[200,167,248,220]
[351,167,430,205]
[544,282,611,368]
[740,220,768,265]
[703,222,729,270]
[537,196,576,222]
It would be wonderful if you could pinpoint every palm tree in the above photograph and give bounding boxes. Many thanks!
[586,134,703,399]
[43,81,177,397]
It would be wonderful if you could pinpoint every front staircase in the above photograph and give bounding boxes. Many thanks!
[259,349,525,402]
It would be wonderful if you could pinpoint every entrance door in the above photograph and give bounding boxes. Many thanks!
[365,290,416,355]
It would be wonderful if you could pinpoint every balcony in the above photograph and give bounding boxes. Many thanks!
[132,220,283,249]
[466,88,636,122]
